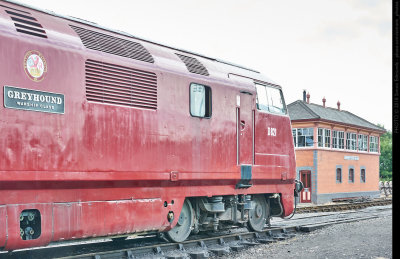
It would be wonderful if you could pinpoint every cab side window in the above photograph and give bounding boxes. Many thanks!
[255,84,287,115]
[190,83,212,118]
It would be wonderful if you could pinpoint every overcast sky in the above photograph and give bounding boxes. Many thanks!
[14,0,392,130]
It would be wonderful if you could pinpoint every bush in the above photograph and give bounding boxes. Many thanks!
[379,170,392,181]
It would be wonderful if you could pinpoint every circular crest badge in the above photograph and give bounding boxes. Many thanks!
[24,50,47,82]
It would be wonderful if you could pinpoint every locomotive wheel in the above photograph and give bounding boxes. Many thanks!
[248,195,269,232]
[166,199,194,242]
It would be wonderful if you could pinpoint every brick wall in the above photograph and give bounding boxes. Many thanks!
[316,150,379,194]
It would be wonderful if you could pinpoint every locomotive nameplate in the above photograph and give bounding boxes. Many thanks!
[4,86,65,114]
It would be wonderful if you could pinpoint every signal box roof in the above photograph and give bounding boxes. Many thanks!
[287,100,386,133]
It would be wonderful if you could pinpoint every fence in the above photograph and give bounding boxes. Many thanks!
[379,181,392,197]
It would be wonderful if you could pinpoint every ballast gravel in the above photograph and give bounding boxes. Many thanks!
[214,213,392,259]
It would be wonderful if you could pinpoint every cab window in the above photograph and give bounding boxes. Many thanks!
[190,83,212,118]
[255,84,287,115]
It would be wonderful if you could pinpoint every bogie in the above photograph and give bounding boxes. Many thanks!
[167,194,274,242]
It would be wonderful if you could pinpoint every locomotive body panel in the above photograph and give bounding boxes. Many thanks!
[0,0,296,250]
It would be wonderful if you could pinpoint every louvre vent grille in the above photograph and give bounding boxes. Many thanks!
[85,60,157,110]
[3,8,47,38]
[71,25,154,63]
[176,53,209,76]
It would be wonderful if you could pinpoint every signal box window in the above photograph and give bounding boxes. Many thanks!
[336,168,342,183]
[361,168,366,183]
[369,136,379,152]
[346,132,357,150]
[349,168,354,183]
[255,84,287,115]
[318,128,331,148]
[332,130,345,149]
[292,128,314,147]
[190,83,211,118]
[358,134,368,151]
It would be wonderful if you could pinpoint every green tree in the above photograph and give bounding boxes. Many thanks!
[378,124,392,181]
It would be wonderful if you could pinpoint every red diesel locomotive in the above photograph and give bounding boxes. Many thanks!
[0,0,300,251]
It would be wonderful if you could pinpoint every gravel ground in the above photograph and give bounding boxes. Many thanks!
[213,213,392,259]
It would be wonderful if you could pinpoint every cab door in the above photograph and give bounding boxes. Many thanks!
[236,92,254,165]
[235,92,254,189]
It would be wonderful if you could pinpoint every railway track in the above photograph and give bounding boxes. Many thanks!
[296,197,392,213]
[0,202,391,259]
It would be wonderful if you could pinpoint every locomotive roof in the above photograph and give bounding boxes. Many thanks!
[3,0,278,85]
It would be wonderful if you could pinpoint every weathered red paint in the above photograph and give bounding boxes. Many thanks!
[238,93,253,165]
[0,0,296,250]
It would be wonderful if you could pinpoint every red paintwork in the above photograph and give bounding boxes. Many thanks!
[0,0,296,250]
[238,93,253,164]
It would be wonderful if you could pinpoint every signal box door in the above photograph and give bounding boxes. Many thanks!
[236,93,254,165]
[300,170,312,203]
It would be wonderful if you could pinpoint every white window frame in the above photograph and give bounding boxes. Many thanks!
[292,127,314,148]
[346,132,357,151]
[338,131,345,149]
[358,134,368,152]
[318,128,331,148]
[369,136,379,153]
[332,130,338,148]
[332,130,345,149]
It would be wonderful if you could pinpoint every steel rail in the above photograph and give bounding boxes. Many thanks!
[296,198,392,213]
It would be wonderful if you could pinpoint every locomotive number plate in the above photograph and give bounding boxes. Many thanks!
[4,86,65,114]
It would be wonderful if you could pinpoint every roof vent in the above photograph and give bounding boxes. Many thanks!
[85,59,157,110]
[2,7,47,38]
[176,53,209,76]
[70,25,154,63]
